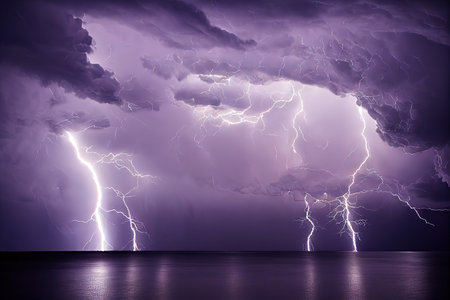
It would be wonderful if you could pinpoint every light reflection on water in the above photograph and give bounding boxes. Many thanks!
[400,252,427,299]
[226,256,242,299]
[304,254,316,300]
[125,260,140,298]
[82,260,110,299]
[347,253,364,299]
[1,252,448,299]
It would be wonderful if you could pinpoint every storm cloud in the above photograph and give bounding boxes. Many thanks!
[0,0,448,251]
[0,1,121,104]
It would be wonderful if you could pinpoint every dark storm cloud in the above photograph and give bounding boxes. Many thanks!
[360,32,449,151]
[141,56,188,81]
[173,0,450,183]
[197,0,448,19]
[9,0,446,184]
[119,77,162,111]
[52,0,256,51]
[410,174,450,203]
[155,0,257,50]
[435,144,450,185]
[3,0,447,159]
[0,0,449,251]
[195,0,327,18]
[0,1,121,104]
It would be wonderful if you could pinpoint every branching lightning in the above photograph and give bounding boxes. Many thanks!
[169,75,446,252]
[342,106,369,252]
[188,79,304,147]
[67,131,108,251]
[318,105,444,252]
[66,131,155,251]
[299,105,369,252]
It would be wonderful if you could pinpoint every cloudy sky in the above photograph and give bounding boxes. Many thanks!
[0,0,448,251]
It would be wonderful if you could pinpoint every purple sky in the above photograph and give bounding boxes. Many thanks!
[0,0,449,251]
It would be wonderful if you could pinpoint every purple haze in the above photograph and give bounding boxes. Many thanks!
[0,0,448,251]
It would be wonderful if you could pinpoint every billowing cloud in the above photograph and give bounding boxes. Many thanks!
[0,1,121,104]
[0,0,448,251]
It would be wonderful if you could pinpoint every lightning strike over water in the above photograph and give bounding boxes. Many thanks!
[2,0,449,257]
[66,131,154,251]
[303,193,315,252]
[66,131,107,251]
[297,104,371,252]
[174,82,447,252]
[186,82,405,252]
[341,106,370,252]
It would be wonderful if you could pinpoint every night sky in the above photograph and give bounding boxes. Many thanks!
[0,0,449,251]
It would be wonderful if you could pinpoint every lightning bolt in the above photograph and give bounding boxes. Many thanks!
[341,106,369,252]
[66,131,155,251]
[297,105,369,252]
[184,79,317,249]
[290,88,306,164]
[169,76,446,252]
[189,80,303,147]
[304,193,315,252]
[66,131,107,251]
[347,169,444,227]
[104,186,149,251]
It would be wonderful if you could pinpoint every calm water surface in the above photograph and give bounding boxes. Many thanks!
[0,252,448,299]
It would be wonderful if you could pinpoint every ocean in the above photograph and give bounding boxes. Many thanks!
[1,251,448,299]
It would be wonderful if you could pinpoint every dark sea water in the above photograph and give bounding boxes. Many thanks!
[0,252,448,299]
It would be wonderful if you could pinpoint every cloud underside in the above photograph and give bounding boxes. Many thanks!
[1,0,449,184]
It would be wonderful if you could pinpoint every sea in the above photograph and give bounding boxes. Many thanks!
[0,251,448,299]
